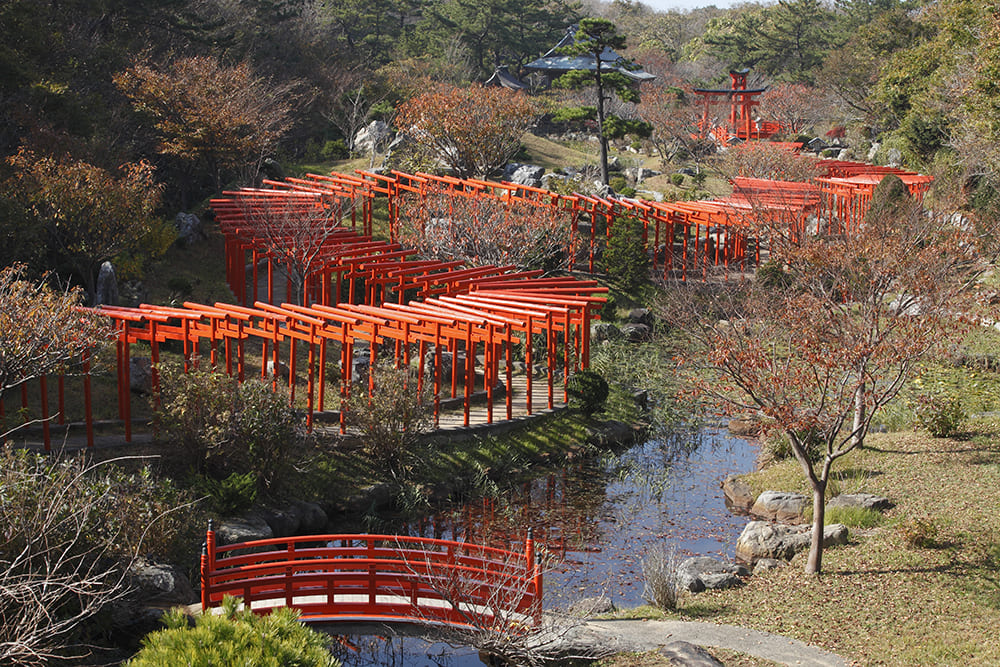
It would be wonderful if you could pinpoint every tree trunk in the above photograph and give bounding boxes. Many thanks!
[806,480,826,574]
[851,380,865,448]
[594,56,610,186]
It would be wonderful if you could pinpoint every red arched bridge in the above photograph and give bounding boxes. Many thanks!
[199,524,543,629]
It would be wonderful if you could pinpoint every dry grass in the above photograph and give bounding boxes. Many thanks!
[612,422,1000,665]
[519,133,597,171]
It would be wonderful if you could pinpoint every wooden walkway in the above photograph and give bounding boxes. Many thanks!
[7,372,566,452]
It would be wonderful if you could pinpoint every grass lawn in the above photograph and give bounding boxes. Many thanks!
[605,420,1000,665]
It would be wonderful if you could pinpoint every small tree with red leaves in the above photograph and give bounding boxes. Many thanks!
[395,84,543,179]
[665,175,992,574]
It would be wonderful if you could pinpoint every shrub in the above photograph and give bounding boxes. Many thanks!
[898,516,942,549]
[154,364,302,489]
[127,598,338,667]
[755,260,793,289]
[913,392,966,438]
[602,214,650,293]
[196,472,259,516]
[566,369,610,417]
[670,173,684,187]
[0,449,200,664]
[321,139,348,160]
[609,176,628,192]
[641,543,682,611]
[345,361,430,477]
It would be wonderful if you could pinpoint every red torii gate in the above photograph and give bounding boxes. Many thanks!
[693,69,778,144]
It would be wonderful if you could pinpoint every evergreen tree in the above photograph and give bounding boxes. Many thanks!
[555,18,651,185]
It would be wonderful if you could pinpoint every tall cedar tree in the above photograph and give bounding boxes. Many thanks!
[555,18,651,185]
[666,175,991,574]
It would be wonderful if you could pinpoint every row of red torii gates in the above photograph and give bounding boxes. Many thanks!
[13,155,933,450]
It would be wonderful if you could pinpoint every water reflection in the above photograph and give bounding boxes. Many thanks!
[333,428,757,666]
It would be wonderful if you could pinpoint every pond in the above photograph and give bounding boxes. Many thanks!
[333,427,758,666]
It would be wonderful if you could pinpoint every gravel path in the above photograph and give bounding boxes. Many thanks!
[571,618,851,666]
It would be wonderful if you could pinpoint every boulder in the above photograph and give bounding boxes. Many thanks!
[630,167,661,183]
[887,147,903,166]
[620,323,651,342]
[828,493,894,512]
[129,357,153,395]
[174,212,205,246]
[751,490,808,524]
[261,157,285,180]
[129,559,197,605]
[257,507,300,538]
[290,500,329,533]
[721,475,755,513]
[266,359,291,381]
[216,515,273,545]
[607,155,622,171]
[736,520,848,562]
[624,308,653,326]
[752,558,785,574]
[96,261,119,306]
[676,556,748,593]
[503,163,545,188]
[354,120,391,154]
[567,595,616,617]
[658,641,724,667]
[590,322,622,342]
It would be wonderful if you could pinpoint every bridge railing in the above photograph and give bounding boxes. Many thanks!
[199,523,543,629]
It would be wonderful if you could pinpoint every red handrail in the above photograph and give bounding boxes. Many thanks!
[200,524,543,629]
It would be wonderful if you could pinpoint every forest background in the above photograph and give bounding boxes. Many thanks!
[5,0,1000,296]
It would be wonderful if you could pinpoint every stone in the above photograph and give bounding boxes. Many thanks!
[867,143,880,162]
[590,322,622,342]
[736,520,849,562]
[625,167,661,183]
[503,163,545,188]
[354,120,392,154]
[290,500,328,533]
[541,172,571,191]
[887,147,902,166]
[129,559,197,605]
[568,595,616,617]
[624,308,653,326]
[837,148,850,160]
[129,356,153,395]
[828,493,894,513]
[266,359,291,381]
[216,515,273,545]
[95,261,119,306]
[262,157,285,180]
[620,323,651,342]
[721,474,755,513]
[607,155,622,171]
[257,507,300,538]
[751,490,808,524]
[174,212,205,246]
[752,558,785,574]
[658,641,723,667]
[676,556,748,593]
